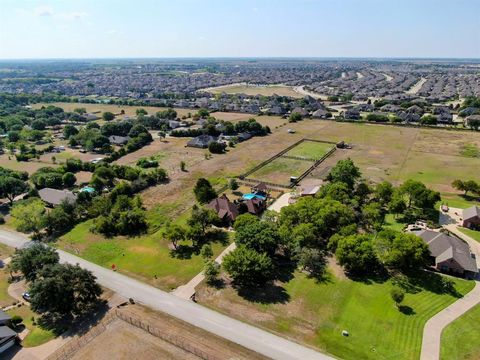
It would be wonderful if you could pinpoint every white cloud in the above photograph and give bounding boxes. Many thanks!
[59,12,89,20]
[34,5,54,17]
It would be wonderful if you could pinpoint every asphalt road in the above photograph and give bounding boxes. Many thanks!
[0,230,333,360]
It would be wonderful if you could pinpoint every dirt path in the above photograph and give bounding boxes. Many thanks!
[406,77,427,95]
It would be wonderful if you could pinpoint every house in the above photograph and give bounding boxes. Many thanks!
[380,104,401,112]
[244,198,266,216]
[84,113,100,121]
[311,108,329,119]
[38,188,77,207]
[186,135,217,148]
[0,310,11,326]
[237,133,252,142]
[343,109,361,120]
[301,185,320,197]
[407,105,424,114]
[465,115,480,127]
[108,135,130,145]
[168,120,181,129]
[462,206,480,229]
[412,229,478,278]
[0,326,17,354]
[207,194,239,225]
[290,107,309,117]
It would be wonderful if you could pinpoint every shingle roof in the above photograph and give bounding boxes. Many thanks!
[0,326,16,338]
[207,194,239,222]
[39,188,77,206]
[0,310,11,322]
[414,230,478,273]
[463,206,480,221]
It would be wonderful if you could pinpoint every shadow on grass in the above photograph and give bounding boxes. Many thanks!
[170,228,230,260]
[37,299,109,337]
[393,270,462,298]
[398,305,416,315]
[237,283,290,305]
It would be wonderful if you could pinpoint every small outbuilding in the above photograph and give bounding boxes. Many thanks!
[462,206,480,229]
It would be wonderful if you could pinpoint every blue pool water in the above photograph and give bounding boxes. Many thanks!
[242,193,266,200]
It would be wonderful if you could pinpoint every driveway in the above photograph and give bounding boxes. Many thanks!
[0,229,332,360]
[268,192,292,213]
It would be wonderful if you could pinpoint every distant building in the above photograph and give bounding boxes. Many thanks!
[186,135,217,148]
[108,135,130,145]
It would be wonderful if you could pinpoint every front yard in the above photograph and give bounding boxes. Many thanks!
[197,268,474,360]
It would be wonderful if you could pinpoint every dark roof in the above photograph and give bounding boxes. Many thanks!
[0,326,16,339]
[237,133,252,141]
[245,198,264,215]
[207,194,239,222]
[254,182,268,192]
[463,206,480,221]
[39,188,77,206]
[187,135,217,148]
[0,310,11,322]
[108,135,130,145]
[413,230,478,273]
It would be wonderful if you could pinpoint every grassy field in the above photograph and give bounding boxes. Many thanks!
[248,157,314,185]
[198,270,474,360]
[57,219,230,290]
[459,228,480,242]
[441,303,480,360]
[285,141,334,160]
[205,84,302,98]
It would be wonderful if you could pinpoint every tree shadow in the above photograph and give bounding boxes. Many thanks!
[398,305,416,315]
[393,270,462,297]
[273,256,296,283]
[236,283,290,305]
[170,245,195,260]
[206,228,229,246]
[346,267,389,285]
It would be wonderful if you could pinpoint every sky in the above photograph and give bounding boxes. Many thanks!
[0,0,479,59]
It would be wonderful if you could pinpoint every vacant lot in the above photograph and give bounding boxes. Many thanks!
[70,305,267,360]
[441,303,480,360]
[205,83,303,98]
[248,157,313,186]
[197,269,474,360]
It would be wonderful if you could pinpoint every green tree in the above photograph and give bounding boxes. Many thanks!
[164,224,186,250]
[204,260,220,285]
[235,220,280,256]
[102,112,115,121]
[11,243,59,282]
[375,181,394,205]
[62,172,77,188]
[326,158,361,189]
[208,141,226,154]
[289,112,303,122]
[229,178,239,191]
[45,207,72,236]
[193,178,216,204]
[187,205,219,239]
[63,125,78,139]
[222,246,274,287]
[10,198,46,238]
[136,108,148,116]
[29,263,102,317]
[390,287,405,308]
[399,180,440,210]
[0,176,28,203]
[335,234,378,275]
[296,247,326,277]
[200,244,214,260]
[374,229,430,271]
[362,202,385,230]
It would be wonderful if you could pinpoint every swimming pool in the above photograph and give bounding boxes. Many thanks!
[242,193,266,200]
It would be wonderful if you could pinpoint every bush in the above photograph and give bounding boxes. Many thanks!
[208,141,226,154]
[390,287,405,307]
[204,260,220,285]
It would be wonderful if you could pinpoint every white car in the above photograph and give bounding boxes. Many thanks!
[90,157,104,164]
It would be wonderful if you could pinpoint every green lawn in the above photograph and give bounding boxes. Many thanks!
[7,305,56,347]
[285,141,334,160]
[250,157,313,185]
[198,270,474,360]
[438,193,479,209]
[459,228,480,243]
[58,219,230,290]
[441,303,480,360]
[384,214,406,232]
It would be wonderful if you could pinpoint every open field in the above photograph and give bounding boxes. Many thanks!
[204,83,303,98]
[32,102,193,119]
[197,269,474,360]
[248,157,313,185]
[441,303,480,360]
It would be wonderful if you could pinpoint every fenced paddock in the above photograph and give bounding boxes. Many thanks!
[238,138,336,188]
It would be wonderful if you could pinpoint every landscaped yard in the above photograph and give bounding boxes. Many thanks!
[459,227,480,243]
[7,305,56,347]
[197,270,474,360]
[441,303,480,360]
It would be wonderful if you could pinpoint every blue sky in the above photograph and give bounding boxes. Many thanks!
[0,0,479,59]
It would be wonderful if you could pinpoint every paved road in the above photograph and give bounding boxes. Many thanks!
[0,230,333,360]
[420,281,480,360]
